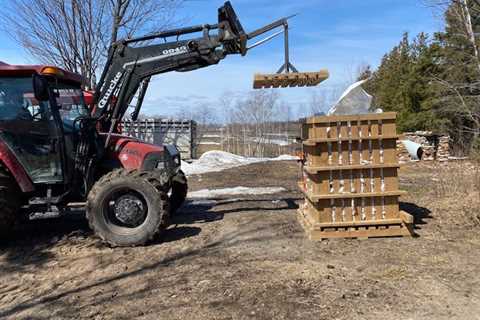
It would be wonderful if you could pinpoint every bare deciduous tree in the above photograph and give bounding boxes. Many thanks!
[232,90,279,157]
[193,104,218,127]
[2,0,183,88]
[425,0,480,72]
[309,91,328,116]
[425,0,480,143]
[308,87,345,116]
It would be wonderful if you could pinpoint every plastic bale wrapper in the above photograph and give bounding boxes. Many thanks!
[298,112,414,240]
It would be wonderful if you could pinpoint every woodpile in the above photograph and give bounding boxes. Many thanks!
[437,135,451,162]
[298,112,414,240]
[396,140,411,163]
[396,131,451,162]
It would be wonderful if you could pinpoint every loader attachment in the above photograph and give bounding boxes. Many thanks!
[253,70,329,89]
[249,16,329,89]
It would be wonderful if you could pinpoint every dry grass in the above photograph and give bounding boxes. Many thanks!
[401,161,480,231]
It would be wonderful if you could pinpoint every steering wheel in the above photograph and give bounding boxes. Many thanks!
[72,115,95,133]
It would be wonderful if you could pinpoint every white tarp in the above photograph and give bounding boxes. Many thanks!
[327,80,374,115]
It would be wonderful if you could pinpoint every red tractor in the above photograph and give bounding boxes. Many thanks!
[0,2,290,246]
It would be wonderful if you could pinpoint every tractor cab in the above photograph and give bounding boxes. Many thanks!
[0,63,89,186]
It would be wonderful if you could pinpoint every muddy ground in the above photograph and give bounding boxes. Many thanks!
[0,160,479,320]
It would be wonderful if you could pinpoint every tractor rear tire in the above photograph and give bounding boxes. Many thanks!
[0,168,21,238]
[86,169,170,247]
[170,170,188,214]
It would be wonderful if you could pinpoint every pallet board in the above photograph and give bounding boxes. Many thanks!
[297,209,414,240]
[253,70,329,89]
[298,112,413,240]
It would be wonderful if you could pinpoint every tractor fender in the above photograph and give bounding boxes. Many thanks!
[0,139,34,193]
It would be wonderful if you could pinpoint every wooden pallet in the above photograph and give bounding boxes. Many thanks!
[253,70,329,89]
[298,112,413,240]
[297,207,414,240]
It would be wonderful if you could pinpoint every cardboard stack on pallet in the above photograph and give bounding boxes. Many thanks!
[298,112,414,240]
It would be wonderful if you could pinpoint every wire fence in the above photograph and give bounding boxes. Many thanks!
[196,123,301,158]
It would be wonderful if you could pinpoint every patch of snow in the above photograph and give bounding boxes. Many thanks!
[202,134,221,138]
[271,154,300,161]
[182,151,297,176]
[251,137,290,146]
[188,186,287,199]
[198,142,221,145]
[448,156,469,160]
[187,199,218,206]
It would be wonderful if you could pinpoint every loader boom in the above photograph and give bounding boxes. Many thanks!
[92,1,291,139]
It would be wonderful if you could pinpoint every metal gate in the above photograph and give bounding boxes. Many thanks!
[121,119,197,160]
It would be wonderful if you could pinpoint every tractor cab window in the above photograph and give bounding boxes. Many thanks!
[0,77,50,122]
[52,84,89,133]
[0,76,63,183]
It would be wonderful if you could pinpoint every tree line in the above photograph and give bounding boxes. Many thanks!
[363,0,480,155]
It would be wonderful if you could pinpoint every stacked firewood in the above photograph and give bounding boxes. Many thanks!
[437,136,451,161]
[396,132,451,162]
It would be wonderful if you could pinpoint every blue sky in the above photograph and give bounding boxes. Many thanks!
[0,0,441,118]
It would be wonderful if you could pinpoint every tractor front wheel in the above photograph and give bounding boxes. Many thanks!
[86,170,170,247]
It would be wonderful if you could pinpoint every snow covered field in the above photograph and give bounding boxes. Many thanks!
[188,186,287,199]
[181,150,298,176]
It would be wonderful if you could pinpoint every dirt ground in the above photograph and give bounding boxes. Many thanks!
[0,160,479,320]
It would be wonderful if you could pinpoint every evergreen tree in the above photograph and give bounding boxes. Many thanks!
[356,0,480,153]
[357,65,373,81]
[366,33,440,132]
[433,0,480,152]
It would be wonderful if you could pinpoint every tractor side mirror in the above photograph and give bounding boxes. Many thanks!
[33,73,49,101]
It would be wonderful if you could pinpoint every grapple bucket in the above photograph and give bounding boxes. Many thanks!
[253,70,329,89]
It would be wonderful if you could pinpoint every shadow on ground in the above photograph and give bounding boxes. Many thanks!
[0,213,93,272]
[173,196,301,225]
[400,201,432,231]
[0,218,288,320]
[0,195,300,271]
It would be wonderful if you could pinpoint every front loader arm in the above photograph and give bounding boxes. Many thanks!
[93,1,291,138]
[94,32,225,122]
